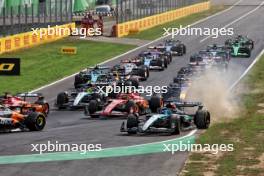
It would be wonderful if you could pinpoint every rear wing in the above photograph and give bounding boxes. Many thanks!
[148,46,165,49]
[88,66,110,70]
[164,100,203,108]
[16,93,43,98]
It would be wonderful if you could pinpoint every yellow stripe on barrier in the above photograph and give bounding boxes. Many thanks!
[117,1,210,37]
[0,23,76,55]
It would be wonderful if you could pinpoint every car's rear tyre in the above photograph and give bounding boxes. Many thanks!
[245,48,251,58]
[126,78,139,88]
[88,100,99,118]
[127,114,138,134]
[74,74,85,88]
[56,92,68,109]
[170,115,181,135]
[125,101,137,113]
[149,96,163,113]
[25,112,46,131]
[164,59,168,68]
[138,65,149,80]
[195,110,210,129]
[182,45,186,54]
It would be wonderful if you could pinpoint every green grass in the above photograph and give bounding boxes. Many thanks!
[182,55,264,175]
[126,5,226,40]
[0,38,135,94]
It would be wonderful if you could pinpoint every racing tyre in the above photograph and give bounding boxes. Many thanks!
[88,100,99,118]
[170,115,181,135]
[247,40,254,50]
[182,45,186,54]
[164,59,168,68]
[245,49,251,58]
[126,114,139,134]
[195,110,210,129]
[157,59,164,71]
[56,92,68,109]
[125,101,137,113]
[126,78,139,88]
[74,74,85,88]
[149,96,163,113]
[138,66,149,81]
[25,112,46,131]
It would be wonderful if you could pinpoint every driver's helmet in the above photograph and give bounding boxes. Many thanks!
[160,107,172,115]
[166,103,176,110]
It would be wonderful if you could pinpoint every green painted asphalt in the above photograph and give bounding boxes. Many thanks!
[0,134,195,165]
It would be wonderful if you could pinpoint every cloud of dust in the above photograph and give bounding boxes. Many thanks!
[186,65,244,123]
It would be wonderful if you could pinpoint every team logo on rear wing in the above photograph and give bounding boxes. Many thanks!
[0,58,20,76]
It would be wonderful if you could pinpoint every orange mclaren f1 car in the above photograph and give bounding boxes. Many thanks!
[0,105,46,132]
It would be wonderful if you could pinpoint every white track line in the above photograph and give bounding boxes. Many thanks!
[200,0,264,43]
[229,49,264,91]
[104,129,197,150]
[30,0,243,93]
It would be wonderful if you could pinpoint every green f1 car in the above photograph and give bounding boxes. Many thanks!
[120,98,210,135]
[225,35,254,58]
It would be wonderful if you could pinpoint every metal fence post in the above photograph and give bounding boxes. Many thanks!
[32,4,34,24]
[50,0,52,23]
[116,0,119,24]
[18,5,21,33]
[65,0,68,22]
[44,2,46,25]
[60,0,63,23]
[55,0,57,23]
[11,6,14,35]
[70,0,73,22]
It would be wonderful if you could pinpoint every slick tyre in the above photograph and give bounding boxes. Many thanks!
[170,115,181,135]
[56,92,68,109]
[25,112,46,131]
[74,74,85,88]
[149,96,163,113]
[127,114,138,134]
[138,66,149,81]
[88,100,99,118]
[195,110,210,129]
[125,101,137,113]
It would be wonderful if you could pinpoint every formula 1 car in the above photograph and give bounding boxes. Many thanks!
[189,50,229,71]
[0,105,46,132]
[84,93,151,118]
[74,65,111,88]
[163,39,186,56]
[120,100,210,135]
[112,61,149,81]
[55,86,107,110]
[163,80,190,101]
[137,51,169,70]
[0,93,50,116]
[225,35,254,57]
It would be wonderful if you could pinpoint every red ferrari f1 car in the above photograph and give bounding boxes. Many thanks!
[84,93,159,118]
[0,93,50,116]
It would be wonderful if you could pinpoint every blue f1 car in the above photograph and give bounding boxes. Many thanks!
[120,98,210,135]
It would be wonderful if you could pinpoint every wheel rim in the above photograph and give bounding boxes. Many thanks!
[36,116,45,127]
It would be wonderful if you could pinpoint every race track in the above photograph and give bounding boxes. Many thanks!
[0,0,264,175]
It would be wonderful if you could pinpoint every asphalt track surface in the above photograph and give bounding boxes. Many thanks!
[0,0,264,175]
